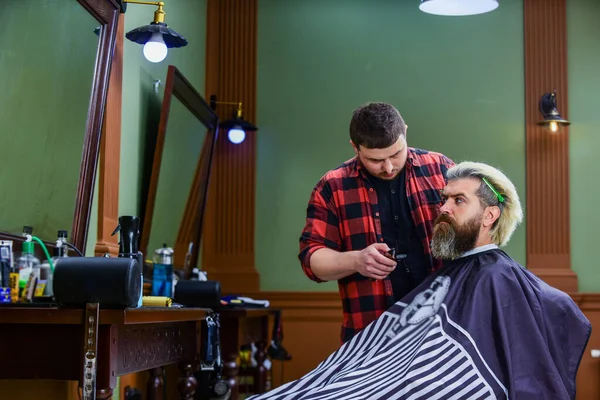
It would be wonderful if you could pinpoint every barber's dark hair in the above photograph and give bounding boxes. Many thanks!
[349,102,406,149]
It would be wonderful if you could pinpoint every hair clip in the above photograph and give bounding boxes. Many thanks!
[482,177,505,203]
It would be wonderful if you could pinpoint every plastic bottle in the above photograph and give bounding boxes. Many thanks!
[15,241,40,300]
[152,244,174,297]
[39,230,69,297]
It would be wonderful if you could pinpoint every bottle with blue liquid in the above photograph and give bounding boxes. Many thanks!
[152,244,174,297]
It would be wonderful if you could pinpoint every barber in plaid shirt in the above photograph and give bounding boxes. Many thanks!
[299,102,455,343]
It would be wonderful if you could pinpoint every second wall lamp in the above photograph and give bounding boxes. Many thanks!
[120,0,188,63]
[210,95,258,145]
[537,90,570,133]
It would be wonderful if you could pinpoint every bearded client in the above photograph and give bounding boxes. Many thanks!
[249,161,591,400]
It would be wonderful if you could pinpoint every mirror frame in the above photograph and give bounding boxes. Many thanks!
[0,0,120,254]
[140,65,219,275]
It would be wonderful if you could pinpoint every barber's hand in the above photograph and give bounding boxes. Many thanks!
[354,243,397,280]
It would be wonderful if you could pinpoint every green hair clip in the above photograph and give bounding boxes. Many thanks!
[482,177,505,203]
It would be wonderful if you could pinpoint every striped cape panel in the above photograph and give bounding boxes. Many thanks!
[249,276,507,400]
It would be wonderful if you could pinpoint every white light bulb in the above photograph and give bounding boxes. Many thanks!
[419,0,499,16]
[228,128,246,144]
[143,32,168,63]
[549,121,559,133]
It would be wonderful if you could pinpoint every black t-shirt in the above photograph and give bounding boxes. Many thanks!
[367,169,430,302]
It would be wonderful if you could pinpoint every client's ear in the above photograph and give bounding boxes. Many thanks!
[483,206,501,228]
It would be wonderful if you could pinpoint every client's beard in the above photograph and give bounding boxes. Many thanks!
[431,213,482,260]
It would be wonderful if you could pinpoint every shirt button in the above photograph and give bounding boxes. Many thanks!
[387,290,393,295]
[394,215,399,220]
[375,212,380,217]
[391,189,396,194]
[380,238,385,242]
[369,188,374,192]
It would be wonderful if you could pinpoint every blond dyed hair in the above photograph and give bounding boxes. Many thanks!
[446,162,523,247]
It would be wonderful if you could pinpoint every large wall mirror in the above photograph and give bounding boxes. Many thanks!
[140,65,219,276]
[0,0,120,253]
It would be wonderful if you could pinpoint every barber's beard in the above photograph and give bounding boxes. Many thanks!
[431,213,482,260]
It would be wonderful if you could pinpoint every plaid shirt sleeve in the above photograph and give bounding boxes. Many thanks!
[298,180,341,283]
[440,154,456,178]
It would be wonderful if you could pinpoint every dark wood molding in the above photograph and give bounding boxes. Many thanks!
[72,0,121,254]
[203,0,260,294]
[523,0,577,291]
[95,12,124,257]
[569,292,600,310]
[569,292,600,398]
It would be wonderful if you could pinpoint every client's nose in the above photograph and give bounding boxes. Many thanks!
[439,201,451,214]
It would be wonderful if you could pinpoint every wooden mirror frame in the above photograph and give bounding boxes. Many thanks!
[140,65,219,275]
[0,0,120,255]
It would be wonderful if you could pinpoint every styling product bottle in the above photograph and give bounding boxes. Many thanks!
[0,240,14,303]
[152,244,174,297]
[39,230,69,297]
[15,240,40,301]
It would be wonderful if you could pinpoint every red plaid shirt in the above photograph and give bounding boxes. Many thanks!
[299,148,455,343]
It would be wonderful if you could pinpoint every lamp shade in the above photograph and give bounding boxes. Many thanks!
[419,0,499,16]
[219,117,258,132]
[126,22,187,48]
[537,91,570,131]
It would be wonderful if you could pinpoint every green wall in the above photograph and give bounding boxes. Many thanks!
[0,0,99,244]
[256,0,526,291]
[568,0,600,292]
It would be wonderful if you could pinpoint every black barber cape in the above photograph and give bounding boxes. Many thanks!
[249,247,591,400]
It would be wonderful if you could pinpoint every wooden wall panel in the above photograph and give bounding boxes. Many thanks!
[94,12,124,257]
[571,294,600,399]
[204,0,260,293]
[524,0,577,291]
[259,292,343,386]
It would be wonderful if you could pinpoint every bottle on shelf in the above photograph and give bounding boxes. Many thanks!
[39,230,69,297]
[15,240,40,301]
[152,243,174,297]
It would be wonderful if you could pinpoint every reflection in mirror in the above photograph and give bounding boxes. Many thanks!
[147,98,207,259]
[0,0,99,242]
[141,66,219,281]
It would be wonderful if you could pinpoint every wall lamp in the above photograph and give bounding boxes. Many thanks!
[537,90,570,133]
[119,0,188,63]
[419,0,499,16]
[209,95,258,145]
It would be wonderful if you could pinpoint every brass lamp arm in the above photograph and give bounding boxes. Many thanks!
[122,0,165,23]
[123,0,163,6]
[212,100,244,118]
[213,100,243,107]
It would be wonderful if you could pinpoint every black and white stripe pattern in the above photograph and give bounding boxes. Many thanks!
[249,277,507,400]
